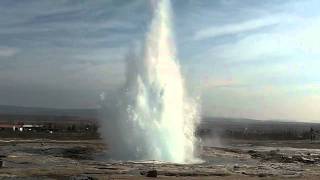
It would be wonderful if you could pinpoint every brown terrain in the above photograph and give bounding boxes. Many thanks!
[0,139,319,179]
[0,107,319,179]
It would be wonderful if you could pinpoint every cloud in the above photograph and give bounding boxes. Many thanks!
[203,77,243,88]
[193,16,285,40]
[0,0,146,51]
[198,15,320,64]
[72,47,127,62]
[295,18,320,54]
[202,84,320,122]
[0,47,18,57]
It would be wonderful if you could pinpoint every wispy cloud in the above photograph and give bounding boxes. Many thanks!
[72,47,127,63]
[195,14,320,66]
[0,47,18,57]
[203,77,243,88]
[193,15,296,40]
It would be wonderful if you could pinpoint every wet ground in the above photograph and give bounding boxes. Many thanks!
[0,139,320,179]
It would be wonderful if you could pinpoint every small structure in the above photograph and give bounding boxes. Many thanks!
[310,128,320,141]
[22,124,43,131]
[0,124,23,131]
[0,124,43,132]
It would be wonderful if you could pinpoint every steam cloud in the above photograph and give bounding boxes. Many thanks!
[100,0,200,163]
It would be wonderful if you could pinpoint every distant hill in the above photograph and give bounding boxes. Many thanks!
[200,117,320,136]
[202,117,320,126]
[0,105,97,118]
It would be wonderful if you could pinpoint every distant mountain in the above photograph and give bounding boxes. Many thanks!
[200,116,320,134]
[203,116,320,125]
[0,105,97,118]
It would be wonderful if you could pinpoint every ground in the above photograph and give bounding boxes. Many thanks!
[0,139,320,179]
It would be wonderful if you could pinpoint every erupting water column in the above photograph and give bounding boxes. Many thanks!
[102,0,199,163]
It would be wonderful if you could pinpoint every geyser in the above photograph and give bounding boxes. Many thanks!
[100,0,199,163]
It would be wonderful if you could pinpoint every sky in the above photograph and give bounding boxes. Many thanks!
[0,0,319,122]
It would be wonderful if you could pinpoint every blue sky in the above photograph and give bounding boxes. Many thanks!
[0,0,319,122]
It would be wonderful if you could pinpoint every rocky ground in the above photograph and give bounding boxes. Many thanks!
[0,139,319,179]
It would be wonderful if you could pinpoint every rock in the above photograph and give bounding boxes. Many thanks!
[292,155,315,164]
[70,175,97,180]
[146,170,158,177]
[248,150,257,154]
[301,157,315,164]
[258,173,268,177]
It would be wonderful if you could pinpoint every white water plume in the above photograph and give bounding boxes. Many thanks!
[100,0,200,163]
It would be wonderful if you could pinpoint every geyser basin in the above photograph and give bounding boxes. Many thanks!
[100,0,199,163]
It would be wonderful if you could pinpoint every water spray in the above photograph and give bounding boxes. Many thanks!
[100,0,200,163]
